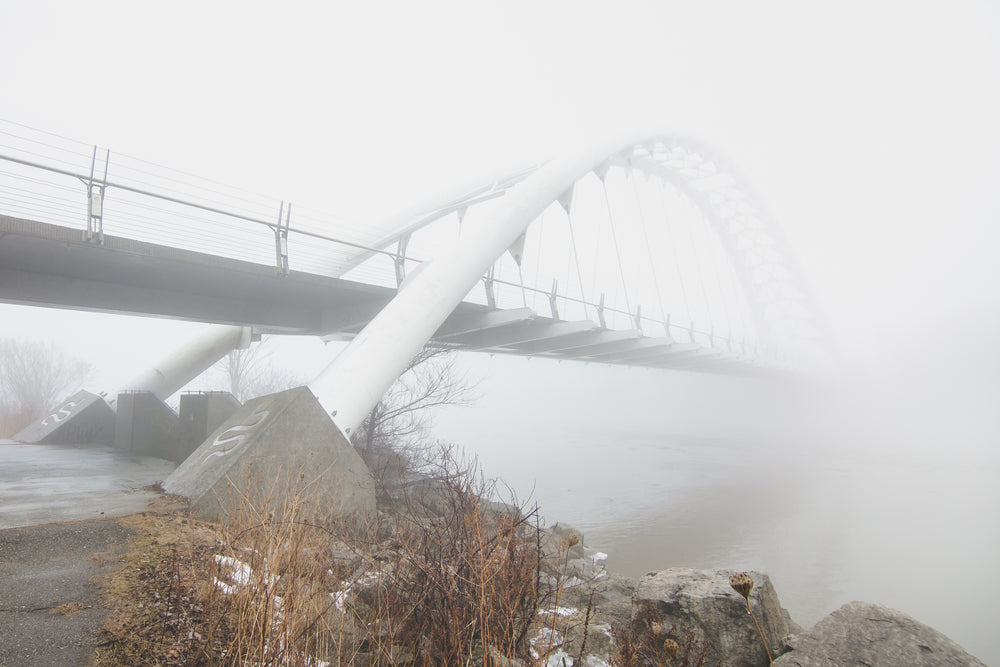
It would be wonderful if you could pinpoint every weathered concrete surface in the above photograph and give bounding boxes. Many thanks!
[0,440,175,530]
[13,390,115,445]
[774,601,987,666]
[0,519,132,667]
[178,391,241,461]
[635,568,789,667]
[163,386,376,524]
[114,391,185,462]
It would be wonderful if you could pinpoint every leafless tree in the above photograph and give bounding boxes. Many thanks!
[353,347,477,471]
[0,338,94,437]
[212,336,302,403]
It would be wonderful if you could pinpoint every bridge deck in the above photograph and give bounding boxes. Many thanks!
[0,215,764,373]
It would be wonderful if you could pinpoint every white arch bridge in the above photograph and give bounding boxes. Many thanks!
[0,121,834,440]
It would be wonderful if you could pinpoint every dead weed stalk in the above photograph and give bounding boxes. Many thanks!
[95,448,550,666]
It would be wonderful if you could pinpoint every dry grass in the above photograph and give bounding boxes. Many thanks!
[92,510,223,665]
[365,450,542,664]
[93,451,552,666]
[49,601,86,616]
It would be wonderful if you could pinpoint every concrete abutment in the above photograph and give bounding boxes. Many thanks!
[163,386,376,525]
[13,390,115,445]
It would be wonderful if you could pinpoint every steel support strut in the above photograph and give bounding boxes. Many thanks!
[116,324,251,403]
[307,132,658,437]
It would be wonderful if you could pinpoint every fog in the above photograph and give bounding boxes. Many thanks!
[426,342,999,662]
[3,1,1000,662]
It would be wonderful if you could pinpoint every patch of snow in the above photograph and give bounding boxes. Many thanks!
[542,648,574,666]
[538,605,578,617]
[331,571,381,613]
[214,580,238,595]
[214,555,252,586]
[529,626,565,660]
[592,622,614,642]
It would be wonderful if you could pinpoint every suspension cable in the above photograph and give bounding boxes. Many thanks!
[517,263,528,308]
[658,179,693,329]
[632,172,667,329]
[600,170,632,314]
[532,211,545,313]
[705,219,734,347]
[727,236,751,352]
[565,205,590,322]
[684,190,715,341]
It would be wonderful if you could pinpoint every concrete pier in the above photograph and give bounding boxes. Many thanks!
[164,386,376,524]
[113,392,184,462]
[13,390,115,446]
[178,391,241,460]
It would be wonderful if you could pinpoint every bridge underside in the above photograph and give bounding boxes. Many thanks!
[0,215,762,374]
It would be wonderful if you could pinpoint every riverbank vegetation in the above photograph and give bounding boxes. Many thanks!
[92,447,596,665]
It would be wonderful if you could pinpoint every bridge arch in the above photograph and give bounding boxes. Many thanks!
[308,132,832,437]
[337,135,830,359]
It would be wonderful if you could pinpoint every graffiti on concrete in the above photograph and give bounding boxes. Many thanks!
[39,400,80,427]
[207,404,270,459]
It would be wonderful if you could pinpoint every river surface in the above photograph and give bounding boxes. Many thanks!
[433,368,1000,665]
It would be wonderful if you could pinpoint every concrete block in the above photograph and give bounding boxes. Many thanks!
[163,386,376,525]
[13,390,115,445]
[114,391,185,462]
[178,391,241,463]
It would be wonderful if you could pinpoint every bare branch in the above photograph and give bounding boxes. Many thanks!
[355,347,479,474]
[0,339,94,436]
[210,336,302,403]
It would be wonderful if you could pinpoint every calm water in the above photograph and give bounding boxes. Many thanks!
[437,418,999,665]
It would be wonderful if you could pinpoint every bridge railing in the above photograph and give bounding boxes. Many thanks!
[0,121,827,369]
[0,143,750,349]
[0,132,401,283]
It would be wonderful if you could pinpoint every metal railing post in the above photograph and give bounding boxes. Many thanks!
[273,201,290,275]
[483,266,497,309]
[84,146,109,244]
[394,233,410,287]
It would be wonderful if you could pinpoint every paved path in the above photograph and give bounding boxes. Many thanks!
[0,440,174,529]
[0,520,132,666]
[0,440,175,666]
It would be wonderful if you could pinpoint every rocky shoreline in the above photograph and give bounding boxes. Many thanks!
[542,523,987,666]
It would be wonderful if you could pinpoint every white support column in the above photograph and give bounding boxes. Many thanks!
[308,133,652,437]
[116,324,250,403]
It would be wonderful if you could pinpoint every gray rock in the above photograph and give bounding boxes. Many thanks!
[590,572,637,625]
[774,601,987,666]
[782,606,804,635]
[635,568,788,667]
[541,522,587,562]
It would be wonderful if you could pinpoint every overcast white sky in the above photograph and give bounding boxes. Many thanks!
[2,0,999,391]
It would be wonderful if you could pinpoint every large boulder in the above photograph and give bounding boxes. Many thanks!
[774,601,986,666]
[634,568,789,667]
